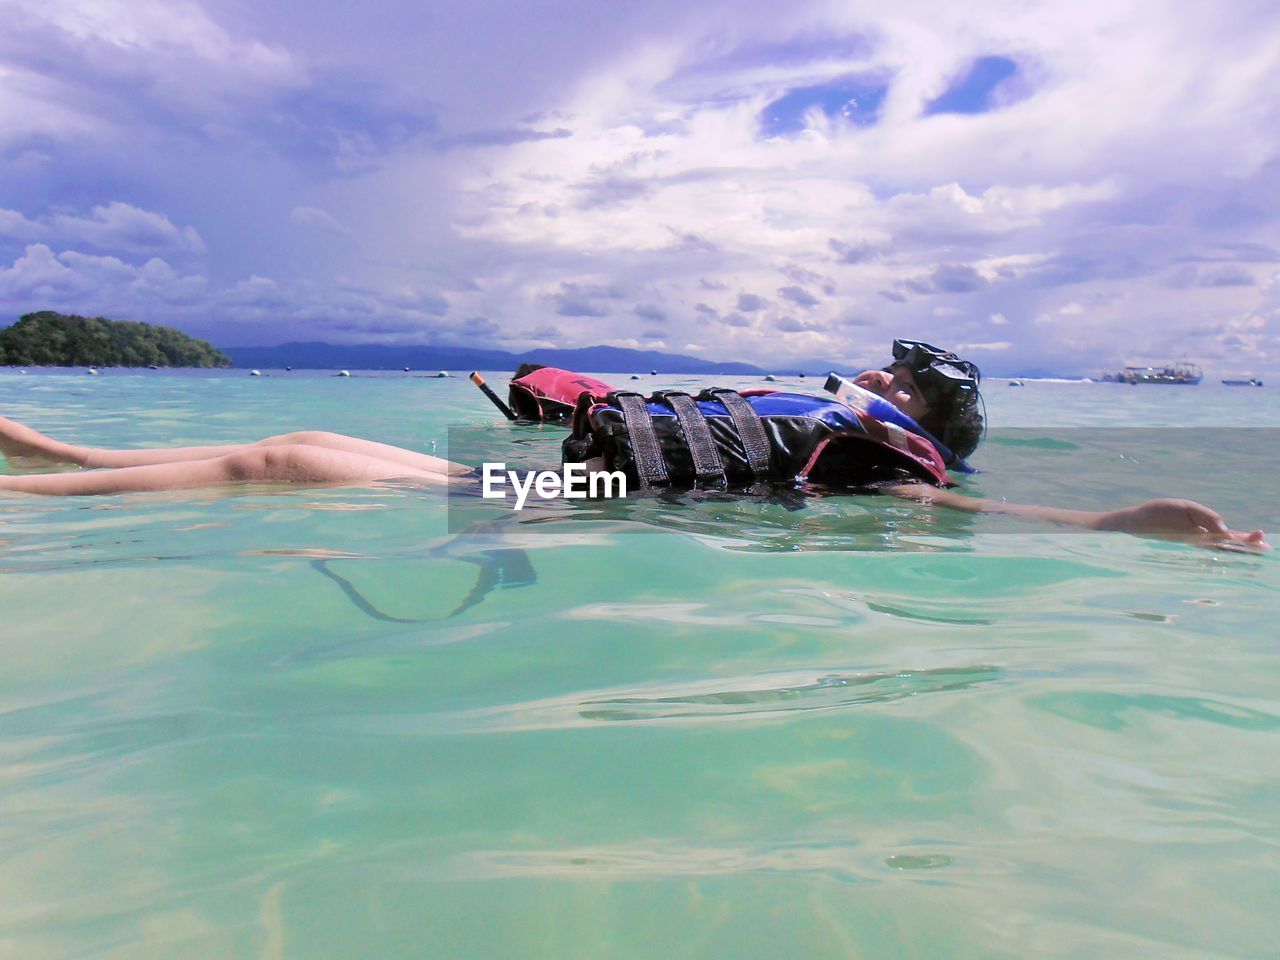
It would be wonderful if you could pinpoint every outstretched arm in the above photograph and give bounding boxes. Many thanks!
[883,484,1270,552]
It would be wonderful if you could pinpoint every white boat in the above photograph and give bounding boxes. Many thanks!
[1101,362,1202,385]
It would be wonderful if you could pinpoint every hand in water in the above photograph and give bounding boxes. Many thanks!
[1100,498,1270,553]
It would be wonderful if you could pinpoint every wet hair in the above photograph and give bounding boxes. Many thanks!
[897,361,984,459]
[929,398,984,460]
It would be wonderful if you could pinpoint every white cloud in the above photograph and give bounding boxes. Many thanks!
[0,243,206,308]
[2,202,204,255]
[0,208,45,240]
[50,202,205,255]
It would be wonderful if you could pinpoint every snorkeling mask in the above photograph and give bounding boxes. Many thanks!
[889,339,983,456]
[890,339,981,411]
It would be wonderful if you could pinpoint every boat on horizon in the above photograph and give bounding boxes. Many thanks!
[1222,377,1264,387]
[1100,361,1202,385]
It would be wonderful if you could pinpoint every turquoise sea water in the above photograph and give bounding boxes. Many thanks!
[2,369,1278,959]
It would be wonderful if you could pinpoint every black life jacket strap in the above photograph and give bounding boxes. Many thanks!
[610,392,669,488]
[655,391,726,486]
[702,389,772,479]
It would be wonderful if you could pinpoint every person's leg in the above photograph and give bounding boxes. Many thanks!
[0,444,456,496]
[259,432,469,475]
[0,415,250,467]
[0,417,464,474]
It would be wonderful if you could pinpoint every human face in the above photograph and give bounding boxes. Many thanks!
[852,365,932,422]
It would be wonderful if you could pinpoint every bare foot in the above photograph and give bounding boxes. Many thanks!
[0,416,87,467]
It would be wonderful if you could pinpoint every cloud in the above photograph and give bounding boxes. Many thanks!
[550,281,625,317]
[775,315,815,332]
[436,127,572,150]
[1,202,204,256]
[634,303,667,322]
[778,284,819,308]
[6,1,1280,373]
[0,242,206,309]
[829,238,881,264]
[0,208,45,240]
[50,202,205,254]
[0,242,457,345]
[1199,265,1256,288]
[902,263,988,295]
[463,316,502,337]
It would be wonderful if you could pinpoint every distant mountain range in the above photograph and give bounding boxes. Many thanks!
[221,341,770,374]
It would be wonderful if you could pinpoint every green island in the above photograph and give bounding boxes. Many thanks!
[0,311,230,368]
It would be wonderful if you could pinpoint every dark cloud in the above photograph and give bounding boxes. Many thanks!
[635,303,667,322]
[639,329,665,340]
[775,315,813,332]
[879,289,908,303]
[778,285,819,308]
[463,316,502,337]
[780,263,835,295]
[1199,265,1256,287]
[1177,242,1280,264]
[384,289,450,315]
[434,127,572,150]
[898,263,990,296]
[722,313,752,327]
[834,311,877,327]
[271,76,438,171]
[1222,242,1280,263]
[931,264,987,293]
[829,238,881,264]
[326,317,427,335]
[1026,252,1150,287]
[737,292,766,312]
[574,176,653,209]
[663,230,720,254]
[695,302,717,316]
[699,278,728,291]
[551,281,625,317]
[554,296,609,317]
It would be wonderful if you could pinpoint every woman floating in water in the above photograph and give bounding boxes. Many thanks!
[0,339,1268,552]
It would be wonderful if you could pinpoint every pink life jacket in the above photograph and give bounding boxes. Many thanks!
[507,366,615,422]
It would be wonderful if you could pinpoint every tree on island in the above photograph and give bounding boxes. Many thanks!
[0,311,230,368]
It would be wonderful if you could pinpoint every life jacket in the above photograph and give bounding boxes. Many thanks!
[507,365,615,422]
[562,388,951,490]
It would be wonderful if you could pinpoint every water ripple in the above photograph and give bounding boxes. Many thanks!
[416,665,1004,733]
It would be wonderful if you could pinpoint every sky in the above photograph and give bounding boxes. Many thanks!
[2,0,1279,375]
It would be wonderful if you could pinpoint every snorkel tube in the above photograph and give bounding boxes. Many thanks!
[823,373,976,474]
